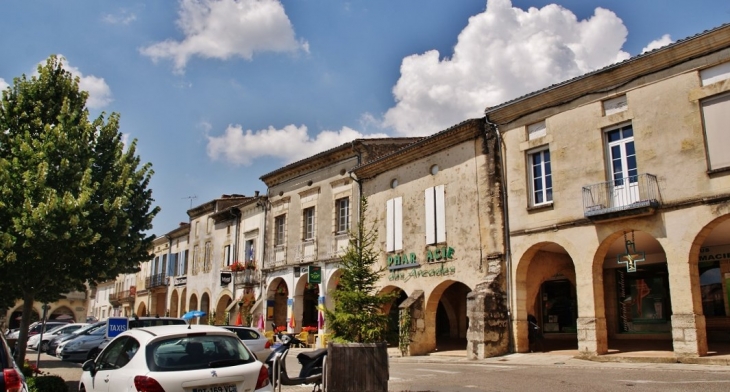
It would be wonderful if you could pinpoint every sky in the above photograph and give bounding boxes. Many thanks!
[1,0,728,236]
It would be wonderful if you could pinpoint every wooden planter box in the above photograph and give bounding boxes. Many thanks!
[325,342,388,392]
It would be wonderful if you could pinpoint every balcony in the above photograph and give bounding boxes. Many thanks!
[294,239,317,263]
[108,290,136,307]
[582,173,661,221]
[233,269,260,287]
[146,273,168,289]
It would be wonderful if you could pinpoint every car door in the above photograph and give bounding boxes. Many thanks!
[91,336,129,392]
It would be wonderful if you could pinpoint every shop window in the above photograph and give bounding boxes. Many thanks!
[615,264,671,334]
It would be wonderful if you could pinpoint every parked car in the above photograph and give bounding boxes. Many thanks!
[49,322,103,356]
[6,320,69,340]
[58,321,108,362]
[0,331,28,392]
[221,325,272,361]
[28,323,88,352]
[79,325,272,392]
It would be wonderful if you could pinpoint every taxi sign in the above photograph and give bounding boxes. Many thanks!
[107,317,129,339]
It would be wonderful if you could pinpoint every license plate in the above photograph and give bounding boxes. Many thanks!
[192,385,237,392]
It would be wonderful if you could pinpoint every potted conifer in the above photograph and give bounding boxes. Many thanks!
[323,198,394,392]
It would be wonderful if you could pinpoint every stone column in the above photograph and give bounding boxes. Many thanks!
[665,244,707,357]
[574,259,608,356]
[466,279,510,359]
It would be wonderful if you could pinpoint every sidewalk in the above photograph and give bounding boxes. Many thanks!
[382,342,730,371]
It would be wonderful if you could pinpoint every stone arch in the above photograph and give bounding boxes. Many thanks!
[136,302,146,318]
[180,288,188,315]
[215,292,233,325]
[424,280,472,353]
[514,241,577,353]
[189,294,199,316]
[594,228,671,355]
[170,290,180,318]
[292,274,319,331]
[266,277,288,329]
[688,214,730,350]
[49,306,75,322]
[200,292,211,324]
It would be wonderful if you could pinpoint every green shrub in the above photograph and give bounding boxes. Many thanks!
[27,375,69,392]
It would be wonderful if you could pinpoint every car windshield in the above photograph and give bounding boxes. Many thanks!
[75,323,104,336]
[146,334,254,372]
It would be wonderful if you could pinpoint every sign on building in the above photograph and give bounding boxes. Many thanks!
[308,266,322,284]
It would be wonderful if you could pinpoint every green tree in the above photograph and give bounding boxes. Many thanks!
[323,198,395,343]
[0,55,159,360]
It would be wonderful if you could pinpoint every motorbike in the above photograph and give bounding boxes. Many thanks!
[264,323,328,392]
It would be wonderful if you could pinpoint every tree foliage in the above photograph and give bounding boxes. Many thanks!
[0,55,160,360]
[323,198,395,343]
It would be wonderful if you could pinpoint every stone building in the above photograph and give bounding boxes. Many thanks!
[352,119,508,358]
[486,24,730,358]
[259,138,418,336]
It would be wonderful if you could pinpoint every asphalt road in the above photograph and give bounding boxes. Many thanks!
[26,349,730,392]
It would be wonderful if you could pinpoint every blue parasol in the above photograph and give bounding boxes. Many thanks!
[182,310,206,328]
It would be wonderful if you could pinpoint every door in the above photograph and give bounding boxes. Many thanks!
[606,124,638,208]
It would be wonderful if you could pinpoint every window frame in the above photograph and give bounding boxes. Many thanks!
[336,197,350,234]
[274,215,286,246]
[303,207,315,240]
[527,146,553,207]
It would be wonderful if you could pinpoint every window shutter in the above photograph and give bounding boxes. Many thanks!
[435,184,446,243]
[425,187,436,245]
[386,199,394,252]
[394,197,403,251]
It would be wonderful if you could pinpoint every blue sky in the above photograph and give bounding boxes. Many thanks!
[1,0,728,235]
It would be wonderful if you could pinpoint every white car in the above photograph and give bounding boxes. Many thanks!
[220,326,272,361]
[79,324,272,392]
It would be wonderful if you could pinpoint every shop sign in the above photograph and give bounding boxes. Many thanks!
[220,272,232,286]
[175,276,187,286]
[388,246,457,271]
[388,263,456,282]
[308,266,322,284]
[699,245,730,263]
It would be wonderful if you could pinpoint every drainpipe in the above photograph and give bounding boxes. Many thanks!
[485,116,515,353]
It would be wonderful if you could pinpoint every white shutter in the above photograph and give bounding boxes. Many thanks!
[386,199,394,252]
[425,187,435,245]
[394,197,403,251]
[435,184,446,243]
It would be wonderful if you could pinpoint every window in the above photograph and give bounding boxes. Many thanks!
[204,241,212,272]
[195,221,199,237]
[606,124,637,185]
[425,185,446,245]
[244,239,255,263]
[303,207,315,240]
[386,197,403,252]
[181,249,189,275]
[192,245,200,275]
[701,92,730,171]
[224,244,232,267]
[275,215,286,246]
[336,197,350,233]
[528,148,552,206]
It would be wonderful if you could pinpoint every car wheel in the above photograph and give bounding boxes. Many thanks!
[87,348,100,361]
[40,341,49,352]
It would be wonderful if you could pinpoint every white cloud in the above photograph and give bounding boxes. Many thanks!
[103,10,137,25]
[140,0,308,73]
[206,123,388,166]
[382,0,631,136]
[0,78,8,92]
[641,34,673,54]
[35,56,113,109]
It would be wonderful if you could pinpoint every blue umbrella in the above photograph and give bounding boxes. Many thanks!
[182,310,206,321]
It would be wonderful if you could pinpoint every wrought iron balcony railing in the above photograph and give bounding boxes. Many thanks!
[146,273,168,288]
[582,173,661,219]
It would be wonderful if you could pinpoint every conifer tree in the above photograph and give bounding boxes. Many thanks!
[323,198,395,343]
